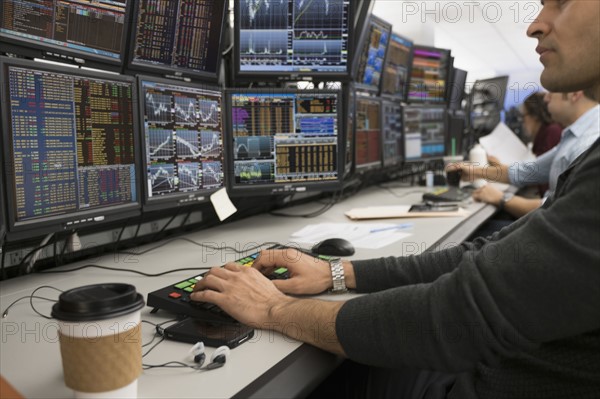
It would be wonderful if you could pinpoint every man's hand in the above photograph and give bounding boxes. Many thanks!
[472,185,503,206]
[252,249,335,295]
[190,263,289,326]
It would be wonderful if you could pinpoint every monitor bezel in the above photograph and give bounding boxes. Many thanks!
[402,104,448,162]
[233,0,354,82]
[448,67,468,111]
[352,14,393,95]
[136,75,226,212]
[223,88,345,197]
[470,75,510,112]
[0,152,6,244]
[343,83,356,178]
[380,31,414,102]
[354,94,383,173]
[126,1,228,82]
[380,98,404,168]
[0,0,132,72]
[408,45,453,105]
[0,57,142,239]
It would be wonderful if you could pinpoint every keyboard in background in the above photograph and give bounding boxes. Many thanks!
[422,186,473,203]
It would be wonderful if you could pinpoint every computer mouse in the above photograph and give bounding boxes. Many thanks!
[311,238,355,257]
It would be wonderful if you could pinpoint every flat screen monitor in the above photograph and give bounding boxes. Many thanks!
[408,45,452,104]
[354,15,392,93]
[0,0,130,70]
[403,105,447,161]
[354,95,382,172]
[0,174,5,244]
[235,0,352,81]
[0,57,141,239]
[381,32,413,100]
[469,75,509,134]
[138,77,225,211]
[381,99,403,168]
[225,89,343,196]
[128,0,227,81]
[448,68,468,111]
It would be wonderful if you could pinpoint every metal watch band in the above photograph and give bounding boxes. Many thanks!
[329,258,348,294]
[499,192,514,210]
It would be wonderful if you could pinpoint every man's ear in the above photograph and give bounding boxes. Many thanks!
[571,91,585,103]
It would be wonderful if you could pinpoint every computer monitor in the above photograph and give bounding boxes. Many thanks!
[225,89,343,196]
[408,45,452,104]
[234,0,352,81]
[0,172,6,244]
[381,32,413,101]
[0,57,141,239]
[403,105,447,161]
[469,75,509,135]
[381,99,403,168]
[0,0,131,70]
[128,1,227,81]
[354,95,382,172]
[448,68,468,111]
[138,77,225,212]
[353,15,392,93]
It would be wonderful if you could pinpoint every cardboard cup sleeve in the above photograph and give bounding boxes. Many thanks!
[58,323,142,393]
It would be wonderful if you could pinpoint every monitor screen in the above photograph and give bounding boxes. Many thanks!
[381,99,403,167]
[448,68,468,111]
[354,95,382,171]
[128,0,227,81]
[139,77,224,211]
[225,89,343,195]
[0,0,130,69]
[354,15,392,93]
[403,105,447,161]
[235,0,352,80]
[381,32,413,100]
[408,45,452,104]
[0,58,140,238]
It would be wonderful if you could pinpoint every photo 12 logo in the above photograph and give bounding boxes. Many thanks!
[400,1,542,24]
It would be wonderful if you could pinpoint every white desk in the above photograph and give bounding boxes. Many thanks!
[0,185,495,398]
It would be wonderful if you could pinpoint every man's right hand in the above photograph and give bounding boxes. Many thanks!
[252,248,334,295]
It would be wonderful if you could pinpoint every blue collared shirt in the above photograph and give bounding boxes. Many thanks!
[508,105,600,198]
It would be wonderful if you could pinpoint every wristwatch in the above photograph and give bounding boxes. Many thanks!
[329,258,348,294]
[498,192,514,210]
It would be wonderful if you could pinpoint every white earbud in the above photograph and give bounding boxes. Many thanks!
[189,342,206,366]
[206,345,230,370]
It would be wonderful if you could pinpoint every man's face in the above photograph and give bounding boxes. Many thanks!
[527,0,600,94]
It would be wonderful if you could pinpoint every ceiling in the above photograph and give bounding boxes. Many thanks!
[372,0,546,108]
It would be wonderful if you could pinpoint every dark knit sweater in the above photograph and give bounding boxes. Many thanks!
[336,139,600,398]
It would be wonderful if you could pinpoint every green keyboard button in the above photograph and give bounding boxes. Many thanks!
[175,281,192,289]
[188,279,198,284]
[274,267,288,275]
[183,287,194,293]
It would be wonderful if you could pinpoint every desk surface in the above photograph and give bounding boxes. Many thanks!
[0,185,496,398]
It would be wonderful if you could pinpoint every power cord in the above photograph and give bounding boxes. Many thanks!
[38,264,212,277]
[118,238,281,257]
[2,286,63,319]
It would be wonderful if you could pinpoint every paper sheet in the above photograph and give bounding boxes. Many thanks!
[479,123,536,165]
[210,188,237,221]
[344,206,469,220]
[290,223,413,250]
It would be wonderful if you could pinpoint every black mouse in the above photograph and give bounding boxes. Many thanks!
[311,238,355,257]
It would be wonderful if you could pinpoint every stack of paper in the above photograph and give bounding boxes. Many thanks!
[344,205,469,220]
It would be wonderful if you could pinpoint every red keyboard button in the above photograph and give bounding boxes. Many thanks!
[168,292,182,299]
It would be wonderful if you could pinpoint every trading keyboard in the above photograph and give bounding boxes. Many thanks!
[422,186,473,203]
[147,245,327,323]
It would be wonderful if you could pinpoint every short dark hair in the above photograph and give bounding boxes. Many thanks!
[523,92,554,126]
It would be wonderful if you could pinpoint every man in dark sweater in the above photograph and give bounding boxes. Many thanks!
[192,1,600,397]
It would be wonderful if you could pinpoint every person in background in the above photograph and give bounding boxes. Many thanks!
[192,1,600,397]
[522,91,563,156]
[463,90,599,219]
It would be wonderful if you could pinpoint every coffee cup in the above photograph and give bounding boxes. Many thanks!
[443,155,465,187]
[51,284,145,398]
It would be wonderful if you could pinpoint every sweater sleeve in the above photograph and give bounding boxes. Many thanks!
[336,144,600,372]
